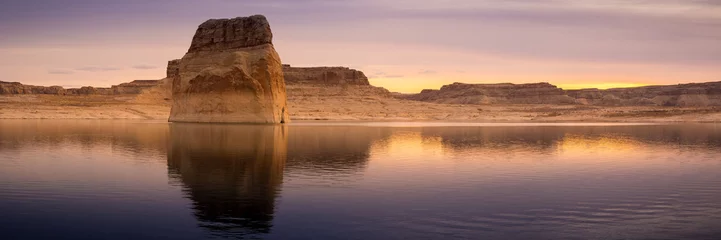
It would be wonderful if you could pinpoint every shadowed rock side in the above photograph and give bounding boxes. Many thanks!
[169,15,289,123]
[402,82,577,105]
[167,124,286,238]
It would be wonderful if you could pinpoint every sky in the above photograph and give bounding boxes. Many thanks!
[0,0,719,93]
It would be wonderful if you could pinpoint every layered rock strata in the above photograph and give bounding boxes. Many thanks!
[403,82,577,105]
[168,15,289,124]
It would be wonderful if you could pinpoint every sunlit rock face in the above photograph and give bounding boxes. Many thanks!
[169,15,289,123]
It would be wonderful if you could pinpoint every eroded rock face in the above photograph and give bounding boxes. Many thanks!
[402,82,576,104]
[282,65,370,85]
[169,15,289,124]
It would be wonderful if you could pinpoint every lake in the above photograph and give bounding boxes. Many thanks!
[1,120,720,240]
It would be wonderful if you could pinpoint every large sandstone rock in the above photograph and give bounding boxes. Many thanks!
[402,82,576,104]
[282,65,370,85]
[169,15,289,123]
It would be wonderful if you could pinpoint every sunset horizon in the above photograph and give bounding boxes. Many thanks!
[1,0,719,93]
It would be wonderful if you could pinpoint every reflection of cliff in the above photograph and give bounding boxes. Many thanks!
[421,127,565,153]
[421,125,721,152]
[167,124,287,238]
[285,126,392,175]
[0,120,169,157]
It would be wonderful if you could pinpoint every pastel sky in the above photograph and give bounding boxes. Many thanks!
[1,0,719,93]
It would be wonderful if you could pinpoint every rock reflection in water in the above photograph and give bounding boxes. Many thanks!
[167,124,287,238]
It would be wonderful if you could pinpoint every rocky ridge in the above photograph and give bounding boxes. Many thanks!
[401,81,721,107]
[0,80,159,95]
[403,82,577,105]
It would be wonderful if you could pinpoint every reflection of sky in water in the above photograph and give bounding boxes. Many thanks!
[1,120,720,239]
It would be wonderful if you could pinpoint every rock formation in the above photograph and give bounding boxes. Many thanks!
[282,65,370,85]
[168,15,289,124]
[402,82,577,105]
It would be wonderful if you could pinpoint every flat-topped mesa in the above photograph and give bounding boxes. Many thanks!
[187,15,273,53]
[404,82,576,104]
[169,15,289,124]
[282,64,370,85]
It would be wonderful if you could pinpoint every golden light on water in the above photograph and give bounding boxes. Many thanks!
[557,135,643,156]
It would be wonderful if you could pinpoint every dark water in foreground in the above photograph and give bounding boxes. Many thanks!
[1,121,721,240]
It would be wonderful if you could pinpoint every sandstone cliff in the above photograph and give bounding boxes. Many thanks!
[402,82,577,105]
[168,15,289,124]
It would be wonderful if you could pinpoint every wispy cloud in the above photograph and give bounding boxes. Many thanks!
[131,64,157,70]
[75,66,121,72]
[419,70,437,75]
[47,69,74,74]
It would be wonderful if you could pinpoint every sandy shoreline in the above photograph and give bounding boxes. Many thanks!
[2,94,721,123]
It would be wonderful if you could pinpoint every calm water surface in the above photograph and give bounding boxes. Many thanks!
[1,120,721,240]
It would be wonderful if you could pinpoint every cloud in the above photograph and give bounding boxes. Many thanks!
[131,64,158,70]
[419,70,437,75]
[370,72,404,78]
[47,69,74,74]
[75,66,121,72]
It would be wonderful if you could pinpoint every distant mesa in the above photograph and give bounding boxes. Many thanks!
[402,82,577,105]
[282,64,370,86]
[401,81,721,107]
[168,15,289,124]
[0,80,158,95]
